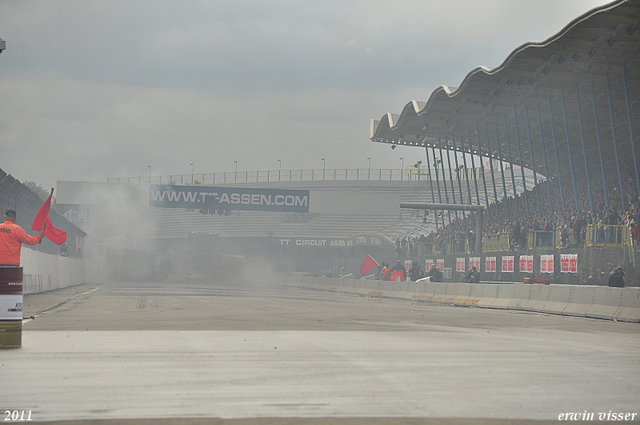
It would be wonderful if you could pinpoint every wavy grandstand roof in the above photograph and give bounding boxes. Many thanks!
[370,0,640,182]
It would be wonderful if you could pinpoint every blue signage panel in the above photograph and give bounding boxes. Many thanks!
[149,184,310,212]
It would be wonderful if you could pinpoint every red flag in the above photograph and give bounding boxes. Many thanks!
[360,255,379,276]
[32,188,67,245]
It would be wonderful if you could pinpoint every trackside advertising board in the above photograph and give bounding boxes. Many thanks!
[149,184,310,213]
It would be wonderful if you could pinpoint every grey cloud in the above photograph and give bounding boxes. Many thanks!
[0,0,608,190]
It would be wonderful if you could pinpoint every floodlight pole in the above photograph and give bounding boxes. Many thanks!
[400,202,485,254]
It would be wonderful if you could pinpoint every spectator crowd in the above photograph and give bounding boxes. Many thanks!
[394,160,640,256]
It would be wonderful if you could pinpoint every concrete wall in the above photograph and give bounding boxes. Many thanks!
[20,248,88,295]
[283,275,640,323]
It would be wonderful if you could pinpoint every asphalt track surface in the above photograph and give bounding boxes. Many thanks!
[2,277,639,425]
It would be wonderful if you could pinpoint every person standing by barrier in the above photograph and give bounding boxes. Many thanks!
[382,263,391,281]
[607,266,627,288]
[464,266,480,283]
[390,260,406,282]
[427,264,443,282]
[408,261,423,282]
[0,210,44,266]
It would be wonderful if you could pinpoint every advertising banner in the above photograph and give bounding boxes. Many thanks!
[502,256,514,273]
[149,184,310,213]
[456,258,466,273]
[519,255,534,273]
[485,257,496,273]
[404,260,413,272]
[560,253,578,273]
[436,259,445,272]
[540,254,555,274]
[469,257,481,271]
[425,259,434,272]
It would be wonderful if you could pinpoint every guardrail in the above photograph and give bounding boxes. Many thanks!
[528,230,554,250]
[482,235,511,252]
[584,224,632,247]
[107,166,538,186]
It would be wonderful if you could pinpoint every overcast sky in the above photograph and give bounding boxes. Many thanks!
[0,0,609,190]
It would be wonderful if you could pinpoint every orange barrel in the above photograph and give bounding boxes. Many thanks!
[0,267,23,348]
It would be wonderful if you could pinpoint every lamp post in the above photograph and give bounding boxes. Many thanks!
[147,164,151,184]
[321,157,325,179]
[233,160,238,183]
[367,156,371,180]
[400,157,404,179]
[277,158,281,181]
[190,162,194,185]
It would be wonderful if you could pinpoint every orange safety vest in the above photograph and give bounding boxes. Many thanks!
[0,220,42,265]
[391,269,405,282]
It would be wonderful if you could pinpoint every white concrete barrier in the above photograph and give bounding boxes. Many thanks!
[506,284,531,310]
[564,286,596,317]
[466,284,483,305]
[492,285,515,309]
[21,248,85,294]
[544,285,573,316]
[615,289,640,322]
[476,284,499,308]
[523,284,551,312]
[587,287,623,320]
[282,275,640,323]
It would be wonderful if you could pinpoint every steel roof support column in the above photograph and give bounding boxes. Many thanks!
[590,83,609,209]
[512,105,530,217]
[622,63,640,199]
[484,123,500,221]
[466,128,481,208]
[475,121,492,221]
[476,209,483,254]
[494,122,510,221]
[462,138,473,206]
[438,141,452,225]
[452,138,467,226]
[575,84,594,213]
[452,137,465,205]
[400,202,484,254]
[536,105,554,215]
[445,142,459,221]
[548,94,566,214]
[524,105,542,215]
[560,86,580,212]
[432,147,443,206]
[503,113,520,217]
[424,147,439,229]
[606,73,626,211]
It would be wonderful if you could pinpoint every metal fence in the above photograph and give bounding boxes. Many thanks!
[107,166,539,187]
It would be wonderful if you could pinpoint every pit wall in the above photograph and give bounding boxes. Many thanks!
[282,275,640,323]
[20,248,87,295]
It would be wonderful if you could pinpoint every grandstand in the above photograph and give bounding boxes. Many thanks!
[371,0,639,222]
[366,0,639,285]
